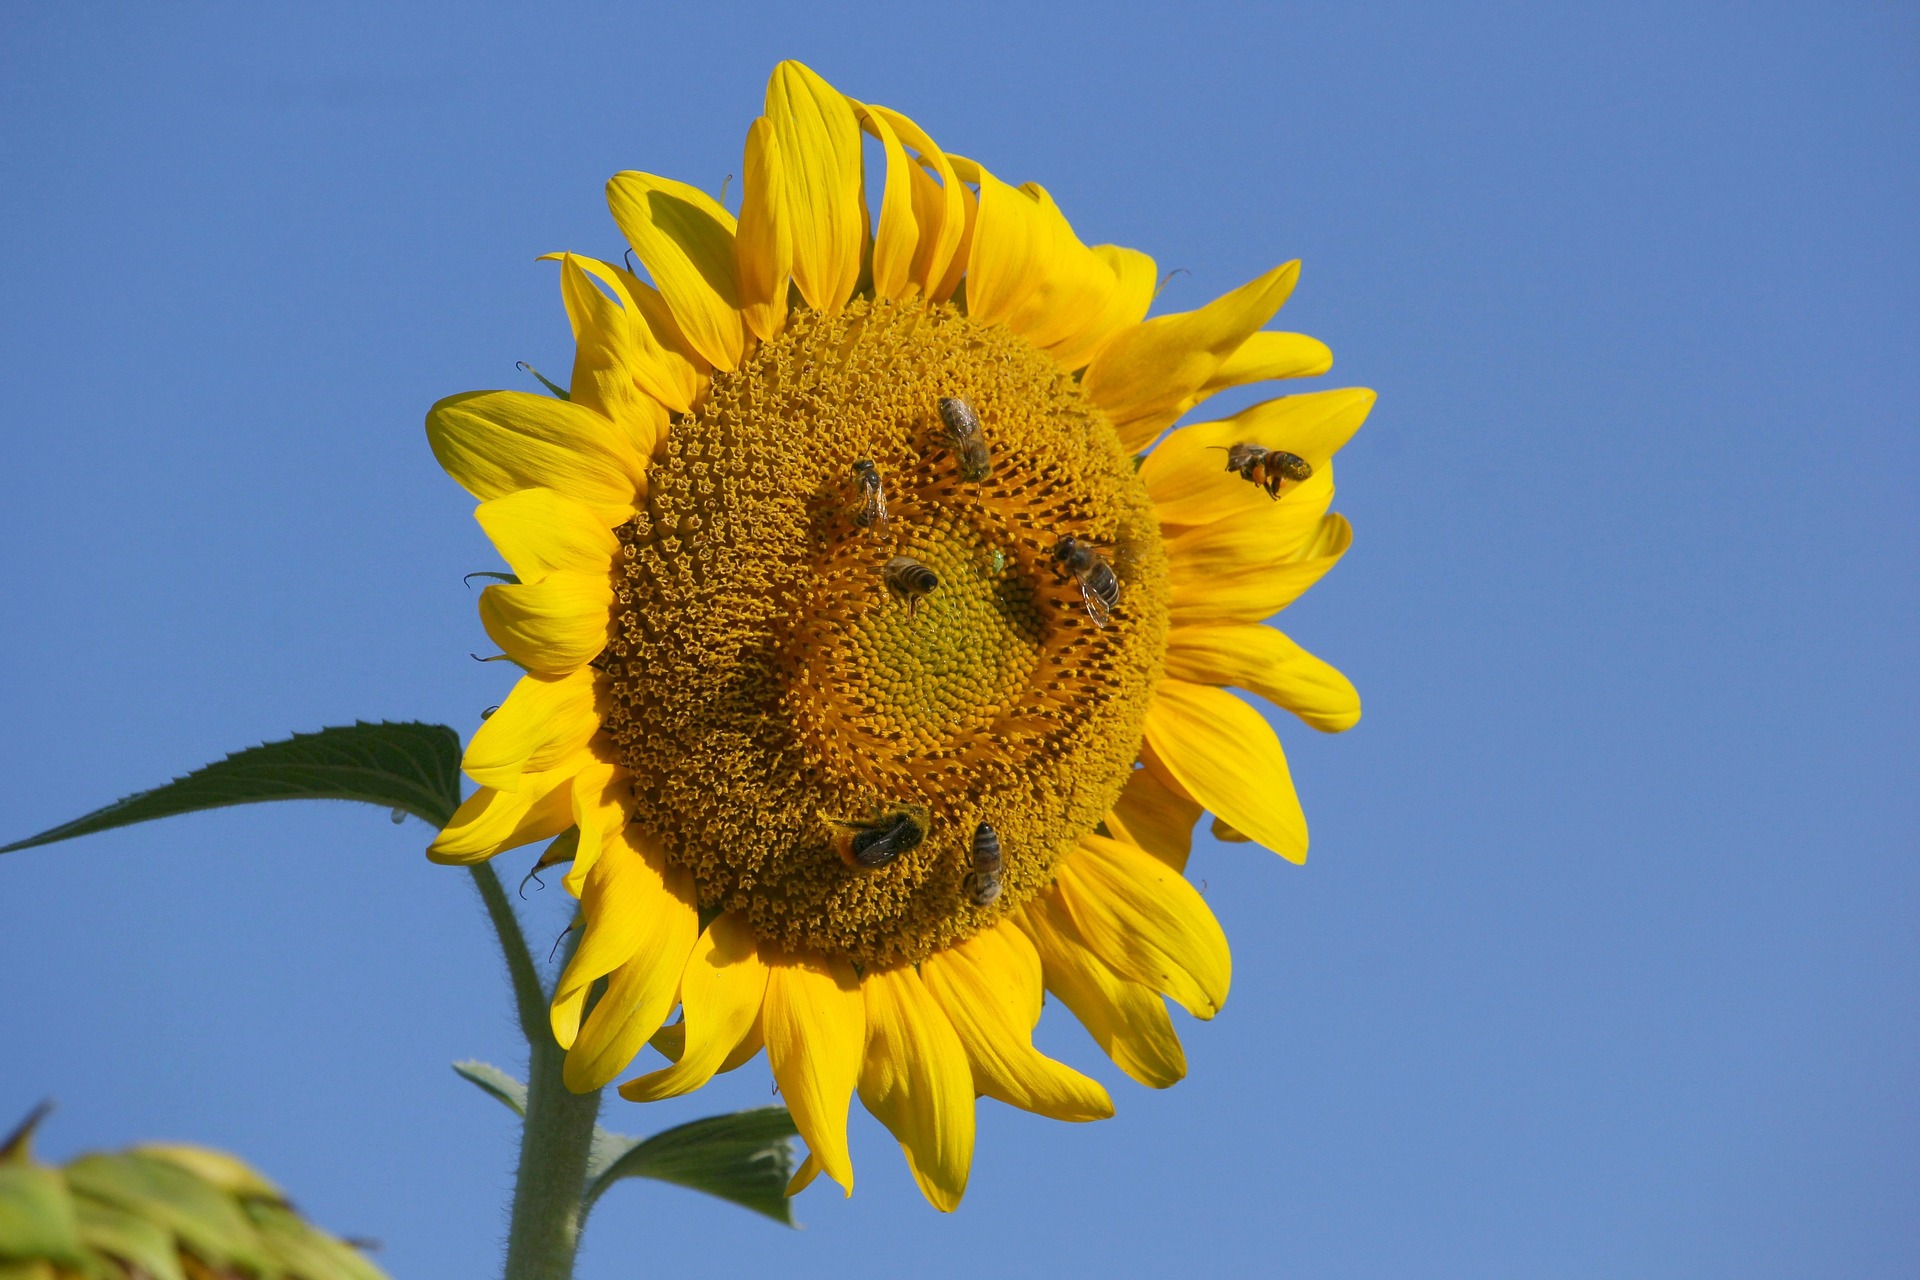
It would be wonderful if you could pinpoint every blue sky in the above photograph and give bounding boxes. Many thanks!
[2,3,1914,1276]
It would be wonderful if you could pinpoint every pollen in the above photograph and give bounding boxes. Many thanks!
[600,298,1168,967]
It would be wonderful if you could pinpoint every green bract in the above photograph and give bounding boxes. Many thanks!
[0,1108,384,1280]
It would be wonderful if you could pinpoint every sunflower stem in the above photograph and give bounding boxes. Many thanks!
[469,863,548,1044]
[500,1020,602,1280]
[470,863,602,1280]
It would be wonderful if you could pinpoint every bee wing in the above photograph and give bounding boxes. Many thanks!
[1079,577,1114,629]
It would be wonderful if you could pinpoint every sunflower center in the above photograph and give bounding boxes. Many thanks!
[600,298,1168,967]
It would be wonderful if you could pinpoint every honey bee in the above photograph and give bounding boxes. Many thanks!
[1049,535,1121,629]
[937,396,992,482]
[1211,442,1313,499]
[883,556,939,615]
[851,459,888,540]
[965,821,1004,906]
[833,804,930,870]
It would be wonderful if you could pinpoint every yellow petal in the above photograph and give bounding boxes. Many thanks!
[1163,465,1335,580]
[426,769,574,865]
[620,912,770,1102]
[733,117,792,342]
[763,949,865,1195]
[550,825,669,1047]
[931,164,978,303]
[473,487,620,584]
[644,1012,766,1075]
[857,966,975,1212]
[1165,624,1361,733]
[1051,243,1158,371]
[556,253,670,458]
[461,668,605,792]
[1142,388,1376,528]
[425,390,644,524]
[1019,895,1187,1089]
[611,264,709,375]
[560,750,628,895]
[606,171,745,371]
[543,254,706,413]
[949,158,1056,331]
[647,1018,685,1061]
[477,572,613,675]
[921,923,1112,1122]
[948,160,1129,368]
[1108,764,1203,871]
[1054,834,1231,1019]
[764,60,864,313]
[721,1020,768,1073]
[1211,816,1251,843]
[1169,512,1352,626]
[863,104,965,297]
[560,835,698,1092]
[785,1153,821,1198]
[855,103,916,301]
[1144,678,1308,863]
[1001,186,1132,364]
[1083,262,1302,450]
[1200,330,1333,395]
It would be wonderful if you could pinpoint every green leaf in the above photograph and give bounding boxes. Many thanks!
[452,1060,528,1116]
[451,1065,797,1225]
[453,1062,635,1189]
[1,722,464,854]
[63,1153,270,1274]
[583,1109,799,1226]
[0,1165,84,1263]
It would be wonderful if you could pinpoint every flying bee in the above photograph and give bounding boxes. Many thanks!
[965,821,1004,906]
[937,396,992,482]
[883,556,939,615]
[832,804,930,870]
[851,459,888,540]
[1211,442,1314,500]
[1049,535,1121,629]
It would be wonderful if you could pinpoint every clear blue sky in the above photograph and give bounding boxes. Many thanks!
[2,3,1914,1276]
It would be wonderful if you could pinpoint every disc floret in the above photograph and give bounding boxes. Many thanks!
[599,298,1168,966]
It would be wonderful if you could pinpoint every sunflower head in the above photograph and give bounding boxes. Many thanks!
[425,59,1372,1212]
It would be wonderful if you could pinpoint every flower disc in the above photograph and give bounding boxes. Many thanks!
[601,298,1169,966]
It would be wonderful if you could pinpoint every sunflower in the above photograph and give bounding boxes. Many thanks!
[423,60,1372,1212]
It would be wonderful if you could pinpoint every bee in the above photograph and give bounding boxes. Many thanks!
[883,556,939,615]
[1211,442,1313,499]
[851,459,888,540]
[1049,535,1121,629]
[965,821,1004,906]
[833,804,930,870]
[937,396,992,482]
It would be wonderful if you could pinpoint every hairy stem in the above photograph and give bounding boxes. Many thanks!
[470,864,602,1280]
[469,863,548,1043]
[500,1025,602,1280]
